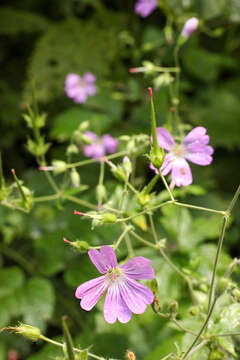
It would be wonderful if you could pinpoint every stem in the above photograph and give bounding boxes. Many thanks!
[114,226,132,249]
[143,174,161,195]
[184,339,209,360]
[155,66,180,73]
[171,318,197,336]
[34,194,60,202]
[64,195,97,210]
[227,184,240,213]
[65,151,128,170]
[0,152,5,189]
[207,216,228,312]
[126,181,138,195]
[148,88,159,154]
[159,172,175,201]
[174,202,225,216]
[42,167,59,193]
[99,159,105,186]
[125,232,134,257]
[39,335,105,360]
[181,298,216,360]
[130,230,158,249]
[212,332,240,337]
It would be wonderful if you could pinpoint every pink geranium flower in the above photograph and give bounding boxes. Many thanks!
[135,0,158,17]
[181,17,199,38]
[150,127,214,187]
[83,131,118,159]
[75,246,155,324]
[65,72,96,104]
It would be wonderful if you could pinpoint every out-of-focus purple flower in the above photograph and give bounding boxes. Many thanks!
[135,0,158,17]
[65,72,96,104]
[181,17,199,38]
[150,127,214,187]
[83,131,118,159]
[75,246,154,324]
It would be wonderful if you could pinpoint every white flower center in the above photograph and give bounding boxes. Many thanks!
[106,268,123,284]
[173,144,185,157]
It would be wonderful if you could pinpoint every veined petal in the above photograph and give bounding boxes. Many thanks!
[119,278,154,314]
[120,257,155,280]
[104,285,132,324]
[88,246,118,274]
[183,127,207,144]
[155,127,175,151]
[185,151,213,166]
[75,276,107,311]
[160,153,175,176]
[171,158,192,187]
[75,275,106,298]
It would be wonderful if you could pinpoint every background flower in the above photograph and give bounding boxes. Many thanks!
[83,131,118,159]
[181,17,199,38]
[150,126,214,186]
[65,72,96,103]
[134,0,158,18]
[75,246,155,324]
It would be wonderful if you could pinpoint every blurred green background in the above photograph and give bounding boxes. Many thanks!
[0,0,240,359]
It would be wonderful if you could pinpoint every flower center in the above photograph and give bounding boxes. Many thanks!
[173,144,185,157]
[106,268,122,283]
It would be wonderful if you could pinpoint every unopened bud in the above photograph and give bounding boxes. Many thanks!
[232,288,240,302]
[188,306,199,316]
[126,350,135,360]
[96,184,107,203]
[123,157,132,177]
[8,350,19,360]
[66,144,79,155]
[102,213,117,224]
[1,324,41,341]
[149,147,165,169]
[64,238,89,253]
[71,168,80,187]
[79,121,89,132]
[52,160,67,174]
[169,301,178,317]
[137,193,151,206]
[111,165,126,182]
[217,277,229,294]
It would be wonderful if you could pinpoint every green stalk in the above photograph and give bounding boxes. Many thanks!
[148,87,158,154]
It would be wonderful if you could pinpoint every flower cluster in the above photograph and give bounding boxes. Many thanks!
[65,72,96,104]
[150,127,213,187]
[83,131,118,159]
[75,246,155,324]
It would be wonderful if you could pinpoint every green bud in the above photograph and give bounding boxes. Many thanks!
[52,160,67,174]
[73,130,82,144]
[188,306,199,316]
[149,147,165,169]
[232,288,240,302]
[66,144,79,155]
[208,349,225,360]
[79,121,89,132]
[111,165,126,182]
[76,349,88,360]
[123,157,132,177]
[96,184,107,203]
[199,283,208,293]
[70,168,80,188]
[35,113,47,128]
[74,240,89,253]
[137,193,151,206]
[217,277,229,294]
[15,323,41,341]
[168,301,178,316]
[102,213,117,224]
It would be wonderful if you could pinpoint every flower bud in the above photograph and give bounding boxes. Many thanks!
[232,288,240,302]
[71,168,80,188]
[188,306,199,316]
[66,144,79,155]
[96,184,107,203]
[217,277,229,294]
[111,165,126,182]
[102,213,117,224]
[64,238,89,253]
[123,157,132,177]
[126,350,135,360]
[149,148,165,169]
[137,193,151,206]
[169,301,178,317]
[52,160,67,174]
[9,324,41,341]
[181,17,199,39]
[79,121,89,132]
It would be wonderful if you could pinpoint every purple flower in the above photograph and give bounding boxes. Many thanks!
[150,127,214,187]
[83,131,118,159]
[135,0,158,17]
[65,72,96,104]
[75,246,155,324]
[181,17,199,38]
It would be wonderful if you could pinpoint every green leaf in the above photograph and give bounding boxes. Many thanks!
[0,7,48,35]
[64,255,99,288]
[19,277,55,331]
[144,334,182,360]
[218,336,236,356]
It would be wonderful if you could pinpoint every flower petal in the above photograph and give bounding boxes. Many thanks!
[185,151,213,166]
[149,163,159,174]
[83,144,105,159]
[171,158,192,187]
[83,72,96,83]
[119,278,154,314]
[121,257,155,280]
[88,246,118,274]
[104,285,132,324]
[101,134,118,154]
[160,153,175,176]
[155,127,175,151]
[75,276,107,311]
[183,127,207,144]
